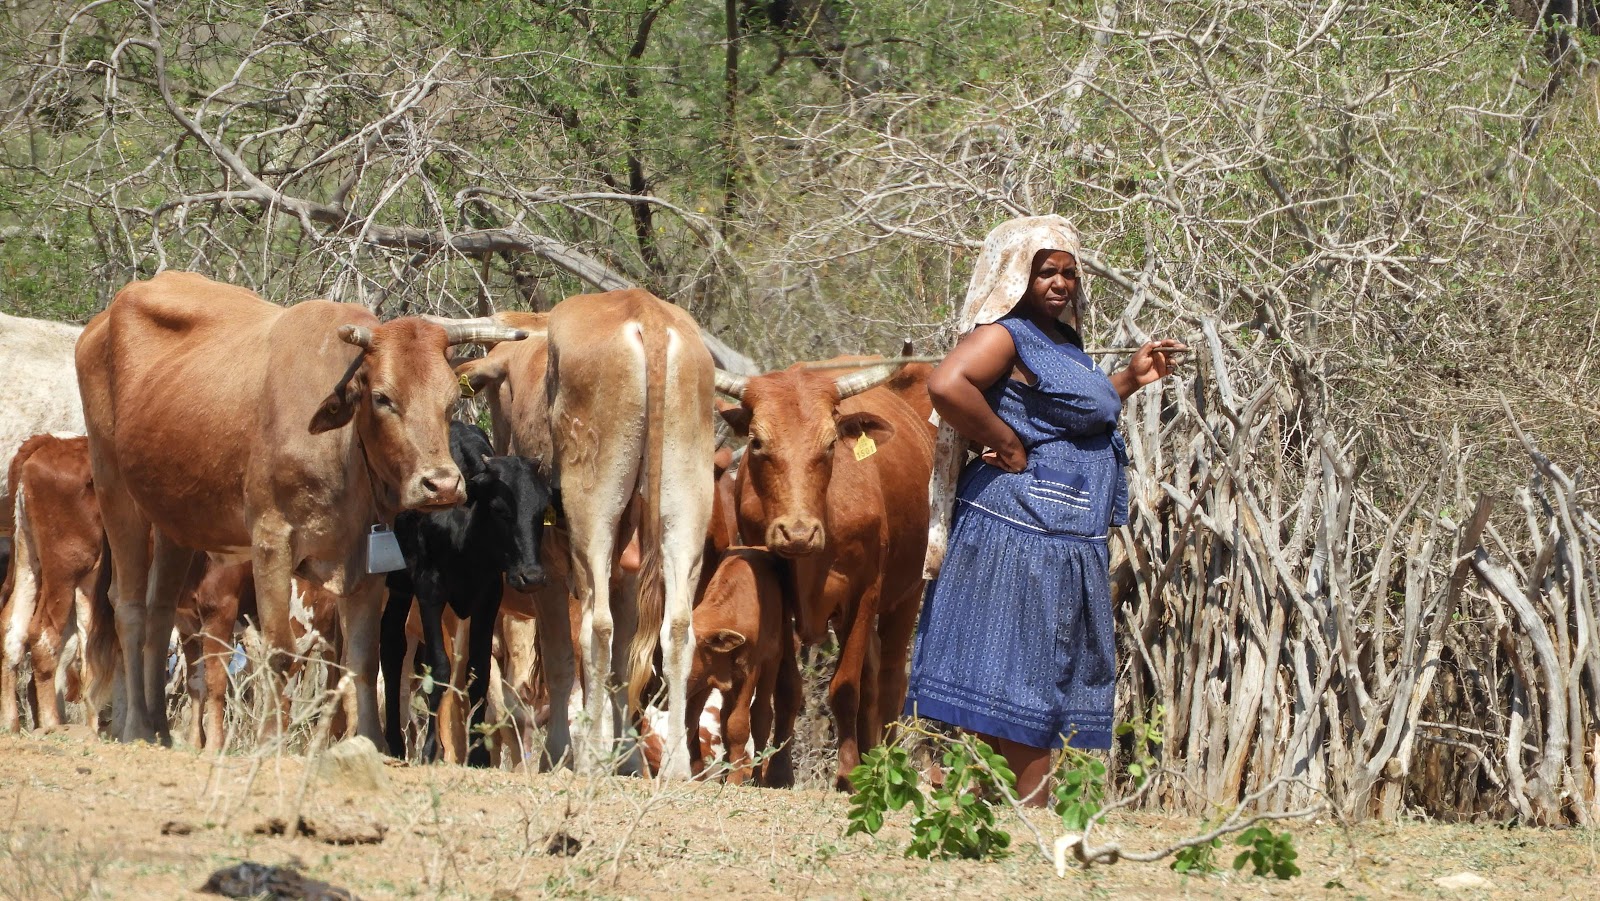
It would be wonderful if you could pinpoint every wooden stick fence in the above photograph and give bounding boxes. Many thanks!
[1107,329,1598,824]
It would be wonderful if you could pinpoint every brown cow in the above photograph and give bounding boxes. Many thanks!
[715,356,935,789]
[1,434,117,732]
[75,270,526,745]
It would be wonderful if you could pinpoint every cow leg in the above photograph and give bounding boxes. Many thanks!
[857,628,883,763]
[723,675,758,786]
[647,420,712,781]
[497,612,541,769]
[684,685,713,778]
[200,595,236,754]
[56,624,82,710]
[139,533,196,745]
[654,527,703,781]
[415,595,450,763]
[608,569,642,775]
[765,625,802,788]
[250,523,297,739]
[75,547,118,734]
[437,610,469,764]
[179,622,204,748]
[828,584,882,791]
[379,584,413,758]
[874,590,922,746]
[335,577,386,747]
[464,587,503,768]
[750,661,778,787]
[573,540,619,774]
[27,596,68,731]
[530,581,576,770]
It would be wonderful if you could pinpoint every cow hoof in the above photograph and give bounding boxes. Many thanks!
[763,762,795,790]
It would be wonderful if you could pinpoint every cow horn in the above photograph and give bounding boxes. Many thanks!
[834,361,902,399]
[713,368,748,399]
[337,324,373,349]
[421,315,532,347]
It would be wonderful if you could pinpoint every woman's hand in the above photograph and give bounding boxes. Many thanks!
[1110,338,1187,399]
[981,435,1028,473]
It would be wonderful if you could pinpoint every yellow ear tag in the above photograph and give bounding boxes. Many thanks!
[853,434,877,461]
[542,507,556,527]
[458,373,476,399]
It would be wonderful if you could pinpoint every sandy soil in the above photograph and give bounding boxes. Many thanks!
[0,729,1595,899]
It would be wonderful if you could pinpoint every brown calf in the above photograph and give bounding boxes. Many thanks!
[684,546,798,786]
[1,434,116,732]
[176,560,343,753]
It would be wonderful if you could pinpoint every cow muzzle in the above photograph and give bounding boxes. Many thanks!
[405,466,465,510]
[507,564,547,592]
[767,516,825,557]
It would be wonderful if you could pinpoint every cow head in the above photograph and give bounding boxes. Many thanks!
[465,451,550,592]
[309,317,527,511]
[715,361,900,557]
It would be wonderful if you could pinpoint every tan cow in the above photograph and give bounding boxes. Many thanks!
[0,312,86,537]
[75,271,526,745]
[715,355,935,789]
[546,290,716,777]
[458,291,715,776]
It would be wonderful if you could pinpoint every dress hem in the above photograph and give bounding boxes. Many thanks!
[902,695,1113,751]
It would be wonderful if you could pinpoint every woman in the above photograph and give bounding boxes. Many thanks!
[904,215,1183,804]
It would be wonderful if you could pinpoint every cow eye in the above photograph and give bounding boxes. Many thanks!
[748,436,764,453]
[372,391,395,411]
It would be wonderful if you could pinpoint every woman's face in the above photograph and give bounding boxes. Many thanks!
[1020,249,1079,322]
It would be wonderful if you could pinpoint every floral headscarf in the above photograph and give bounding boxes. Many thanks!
[923,215,1086,579]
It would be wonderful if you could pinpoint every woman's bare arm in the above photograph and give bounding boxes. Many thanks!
[927,324,1029,472]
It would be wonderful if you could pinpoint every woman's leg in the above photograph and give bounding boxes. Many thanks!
[991,735,1054,807]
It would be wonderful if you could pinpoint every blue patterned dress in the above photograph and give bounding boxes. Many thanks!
[904,314,1128,749]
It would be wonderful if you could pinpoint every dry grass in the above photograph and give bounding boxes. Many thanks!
[2,728,1597,899]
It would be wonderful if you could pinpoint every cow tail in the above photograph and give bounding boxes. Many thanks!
[626,325,669,717]
[3,437,53,663]
[81,532,119,714]
[2,485,37,666]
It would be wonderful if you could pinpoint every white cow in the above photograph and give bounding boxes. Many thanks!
[1,311,86,536]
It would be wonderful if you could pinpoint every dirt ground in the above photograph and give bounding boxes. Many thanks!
[0,729,1594,900]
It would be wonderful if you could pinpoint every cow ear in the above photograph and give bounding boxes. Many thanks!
[309,368,363,434]
[836,411,895,446]
[460,452,490,482]
[718,403,751,437]
[455,356,508,397]
[705,629,746,654]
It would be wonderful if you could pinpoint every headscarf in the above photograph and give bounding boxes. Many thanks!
[923,215,1085,579]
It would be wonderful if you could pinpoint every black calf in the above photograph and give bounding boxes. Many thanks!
[381,421,549,766]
